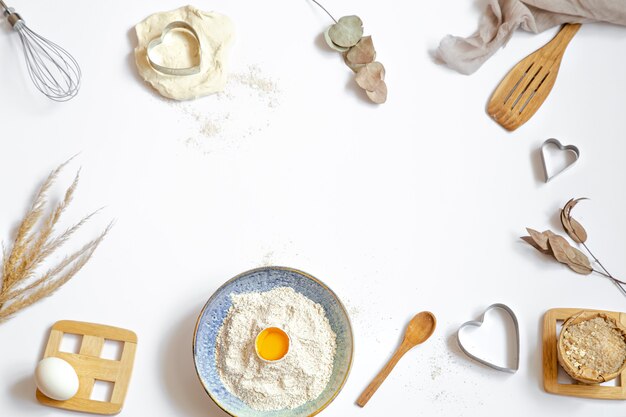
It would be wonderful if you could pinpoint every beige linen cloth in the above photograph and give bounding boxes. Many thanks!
[436,0,626,74]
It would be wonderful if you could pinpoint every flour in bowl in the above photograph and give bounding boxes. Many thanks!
[215,286,337,410]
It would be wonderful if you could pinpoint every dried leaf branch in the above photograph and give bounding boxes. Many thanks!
[310,1,388,104]
[522,198,625,297]
[0,161,111,323]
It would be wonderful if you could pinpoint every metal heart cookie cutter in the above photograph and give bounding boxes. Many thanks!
[147,21,201,76]
[540,138,580,183]
[456,303,520,373]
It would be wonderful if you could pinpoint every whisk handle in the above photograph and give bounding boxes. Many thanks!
[0,0,23,27]
[6,12,21,26]
[0,0,10,14]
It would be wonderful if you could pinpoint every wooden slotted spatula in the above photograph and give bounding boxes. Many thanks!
[487,23,581,131]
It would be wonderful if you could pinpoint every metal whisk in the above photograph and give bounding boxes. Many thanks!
[0,0,80,101]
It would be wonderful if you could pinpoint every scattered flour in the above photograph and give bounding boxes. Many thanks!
[171,64,281,154]
[215,287,336,410]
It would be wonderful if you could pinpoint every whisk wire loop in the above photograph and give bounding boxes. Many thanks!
[1,2,81,101]
[15,21,81,101]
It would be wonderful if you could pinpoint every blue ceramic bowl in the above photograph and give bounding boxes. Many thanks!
[193,266,353,417]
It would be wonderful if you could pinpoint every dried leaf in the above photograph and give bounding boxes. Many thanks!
[547,234,592,275]
[560,198,589,243]
[567,247,592,275]
[365,80,387,104]
[324,27,349,52]
[567,264,592,275]
[355,62,385,91]
[562,199,574,219]
[569,218,588,243]
[328,15,363,48]
[521,236,551,255]
[526,228,549,251]
[560,209,573,233]
[346,36,376,65]
[343,57,365,73]
[563,198,588,218]
[547,234,573,264]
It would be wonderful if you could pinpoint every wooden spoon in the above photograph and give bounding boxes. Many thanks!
[487,23,581,131]
[356,311,436,407]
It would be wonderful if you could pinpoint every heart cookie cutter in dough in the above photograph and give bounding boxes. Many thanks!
[456,303,520,373]
[147,21,201,76]
[541,138,580,183]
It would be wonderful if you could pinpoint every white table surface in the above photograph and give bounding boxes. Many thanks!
[2,0,626,415]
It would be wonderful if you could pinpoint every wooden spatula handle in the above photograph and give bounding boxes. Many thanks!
[558,23,581,43]
[356,342,410,407]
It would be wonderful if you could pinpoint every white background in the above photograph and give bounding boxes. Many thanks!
[1,0,626,415]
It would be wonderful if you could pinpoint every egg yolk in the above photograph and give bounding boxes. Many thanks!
[256,327,289,361]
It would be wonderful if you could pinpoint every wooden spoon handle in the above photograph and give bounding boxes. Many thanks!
[356,343,410,407]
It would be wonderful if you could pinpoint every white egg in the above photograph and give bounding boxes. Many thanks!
[35,357,79,401]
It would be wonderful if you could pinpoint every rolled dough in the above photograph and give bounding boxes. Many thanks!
[134,5,235,100]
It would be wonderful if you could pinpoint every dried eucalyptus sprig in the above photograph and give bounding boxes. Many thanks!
[310,0,387,104]
[0,160,112,323]
[522,198,626,296]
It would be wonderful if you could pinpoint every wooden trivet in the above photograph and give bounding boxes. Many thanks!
[36,320,137,414]
[543,308,626,400]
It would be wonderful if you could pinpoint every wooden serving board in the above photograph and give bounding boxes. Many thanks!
[36,320,137,414]
[543,308,626,400]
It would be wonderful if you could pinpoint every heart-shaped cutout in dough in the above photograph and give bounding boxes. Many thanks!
[456,304,520,373]
[147,21,201,76]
